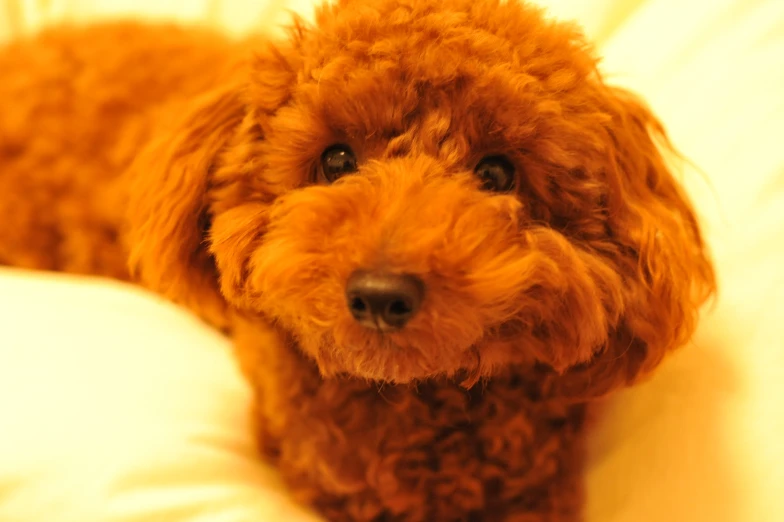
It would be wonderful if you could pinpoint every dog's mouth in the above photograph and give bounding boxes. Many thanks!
[286,317,472,383]
[292,308,544,385]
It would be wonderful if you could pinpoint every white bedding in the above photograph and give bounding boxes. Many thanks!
[0,269,322,522]
[1,0,782,520]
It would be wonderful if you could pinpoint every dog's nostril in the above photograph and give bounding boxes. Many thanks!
[387,299,412,318]
[350,296,368,314]
[345,270,425,331]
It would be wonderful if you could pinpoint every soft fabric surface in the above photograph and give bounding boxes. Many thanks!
[0,268,322,522]
[1,0,782,520]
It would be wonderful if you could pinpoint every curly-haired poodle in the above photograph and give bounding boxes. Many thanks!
[0,0,716,519]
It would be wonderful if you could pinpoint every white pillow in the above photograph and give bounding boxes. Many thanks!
[0,268,323,522]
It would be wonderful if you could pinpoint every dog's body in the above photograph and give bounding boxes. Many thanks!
[0,24,238,281]
[0,1,715,520]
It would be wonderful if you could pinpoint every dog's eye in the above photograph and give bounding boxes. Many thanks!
[320,145,358,183]
[474,156,516,192]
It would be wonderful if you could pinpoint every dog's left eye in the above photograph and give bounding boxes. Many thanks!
[474,156,516,192]
[320,145,358,183]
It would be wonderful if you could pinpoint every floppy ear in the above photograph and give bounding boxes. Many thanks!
[551,87,716,399]
[124,37,301,329]
[125,86,246,329]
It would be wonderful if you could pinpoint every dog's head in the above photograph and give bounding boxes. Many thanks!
[128,0,715,396]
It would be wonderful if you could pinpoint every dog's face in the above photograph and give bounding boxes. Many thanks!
[129,0,715,392]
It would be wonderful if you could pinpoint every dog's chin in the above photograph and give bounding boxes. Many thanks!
[320,346,480,384]
[293,325,484,384]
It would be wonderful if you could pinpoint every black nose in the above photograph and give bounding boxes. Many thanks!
[346,271,425,332]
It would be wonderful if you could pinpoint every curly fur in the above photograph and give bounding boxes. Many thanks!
[0,0,716,520]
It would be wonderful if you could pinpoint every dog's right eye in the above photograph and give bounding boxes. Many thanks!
[320,145,358,183]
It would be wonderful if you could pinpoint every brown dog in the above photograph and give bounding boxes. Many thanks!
[0,0,715,519]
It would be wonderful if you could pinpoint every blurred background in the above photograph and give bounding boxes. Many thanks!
[1,0,782,521]
[0,0,658,44]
